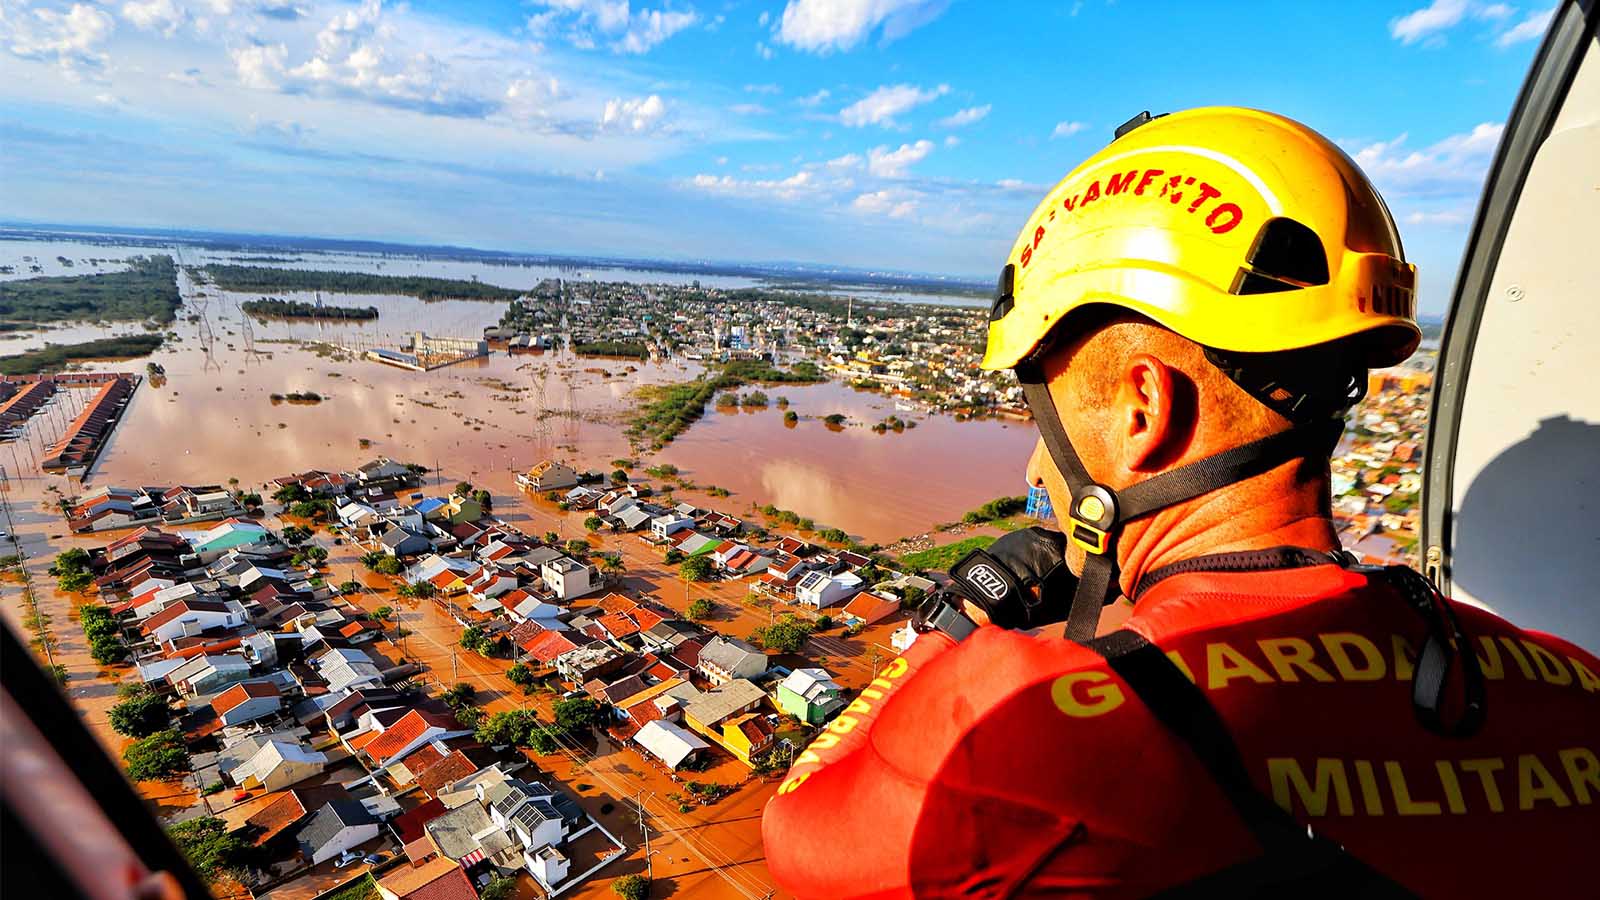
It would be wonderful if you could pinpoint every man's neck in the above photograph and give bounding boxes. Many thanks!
[1114,463,1339,596]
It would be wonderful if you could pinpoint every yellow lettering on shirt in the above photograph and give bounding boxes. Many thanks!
[1458,758,1507,812]
[1320,633,1386,681]
[1476,636,1506,681]
[1523,641,1572,685]
[1572,658,1600,693]
[1165,649,1196,683]
[1391,634,1417,682]
[1206,641,1274,689]
[1436,761,1467,814]
[1050,670,1125,718]
[1257,637,1335,683]
[1386,760,1441,815]
[1268,757,1353,816]
[1518,754,1572,810]
[1354,760,1385,815]
[1558,748,1600,804]
[1499,637,1537,680]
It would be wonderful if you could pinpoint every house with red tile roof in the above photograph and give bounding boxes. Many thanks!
[393,798,449,864]
[520,629,581,665]
[212,680,283,726]
[413,747,500,798]
[364,709,472,769]
[377,854,477,900]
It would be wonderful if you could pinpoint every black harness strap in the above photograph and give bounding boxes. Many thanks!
[1018,364,1344,641]
[1082,629,1416,898]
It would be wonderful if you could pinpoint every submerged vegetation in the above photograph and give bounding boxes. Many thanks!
[242,298,379,320]
[572,340,648,358]
[0,334,165,375]
[0,256,181,325]
[200,265,520,301]
[627,359,826,450]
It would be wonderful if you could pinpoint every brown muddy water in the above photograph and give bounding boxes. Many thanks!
[3,246,1035,544]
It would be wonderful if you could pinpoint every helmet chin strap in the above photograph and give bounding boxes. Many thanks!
[1015,363,1345,642]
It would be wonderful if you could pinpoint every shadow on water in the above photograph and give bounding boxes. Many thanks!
[1452,414,1600,650]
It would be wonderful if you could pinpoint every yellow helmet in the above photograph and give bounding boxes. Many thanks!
[982,106,1420,372]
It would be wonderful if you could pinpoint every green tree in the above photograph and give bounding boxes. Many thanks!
[360,550,386,569]
[814,614,834,631]
[123,729,190,781]
[58,569,93,593]
[824,413,847,426]
[611,468,630,484]
[441,682,477,708]
[678,555,713,582]
[752,615,812,653]
[565,539,591,558]
[480,875,518,900]
[506,662,536,688]
[819,528,847,544]
[272,483,309,504]
[613,873,650,900]
[544,531,561,544]
[338,580,362,595]
[167,817,248,884]
[599,553,625,575]
[686,598,714,621]
[454,481,474,496]
[372,605,395,621]
[663,549,684,565]
[473,489,493,512]
[89,633,128,665]
[553,696,605,732]
[460,625,491,655]
[50,547,91,575]
[374,556,403,576]
[280,525,313,545]
[476,709,540,747]
[584,515,605,532]
[108,686,170,737]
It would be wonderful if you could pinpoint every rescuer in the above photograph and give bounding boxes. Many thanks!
[760,107,1599,898]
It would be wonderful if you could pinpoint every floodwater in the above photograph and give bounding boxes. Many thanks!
[2,242,1032,543]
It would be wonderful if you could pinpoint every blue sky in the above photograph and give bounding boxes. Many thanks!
[0,0,1552,311]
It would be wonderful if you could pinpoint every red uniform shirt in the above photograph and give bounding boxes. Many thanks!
[762,560,1600,898]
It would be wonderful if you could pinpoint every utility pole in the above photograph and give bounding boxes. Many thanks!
[636,790,652,879]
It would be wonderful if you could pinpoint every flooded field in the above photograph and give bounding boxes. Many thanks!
[2,241,1029,544]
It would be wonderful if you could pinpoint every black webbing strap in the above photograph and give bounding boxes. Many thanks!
[1018,363,1344,641]
[1082,629,1415,897]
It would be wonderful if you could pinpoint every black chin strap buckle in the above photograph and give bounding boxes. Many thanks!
[1067,483,1118,556]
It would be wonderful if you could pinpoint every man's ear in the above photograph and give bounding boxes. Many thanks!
[1117,353,1193,472]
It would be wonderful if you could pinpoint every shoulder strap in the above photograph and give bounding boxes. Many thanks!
[1081,629,1416,898]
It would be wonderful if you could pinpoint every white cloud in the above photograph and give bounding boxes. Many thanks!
[1496,7,1554,46]
[528,1,697,54]
[1352,122,1504,195]
[1390,0,1543,44]
[943,134,958,147]
[230,42,289,89]
[755,40,774,59]
[822,152,862,169]
[729,103,769,115]
[852,189,918,218]
[757,10,770,26]
[936,104,989,129]
[6,2,116,73]
[796,88,830,107]
[1405,208,1472,226]
[1050,120,1088,139]
[614,8,697,54]
[121,0,186,36]
[689,170,818,200]
[866,139,932,177]
[600,94,668,132]
[839,82,948,127]
[776,0,949,53]
[744,83,782,94]
[1390,0,1471,44]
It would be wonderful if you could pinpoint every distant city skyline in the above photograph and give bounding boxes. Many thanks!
[0,0,1554,312]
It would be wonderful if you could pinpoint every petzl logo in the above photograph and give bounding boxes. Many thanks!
[966,564,1007,602]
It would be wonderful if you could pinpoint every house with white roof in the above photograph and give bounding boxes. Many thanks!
[634,719,710,769]
[651,514,695,540]
[540,556,598,601]
[776,667,847,725]
[795,570,865,609]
